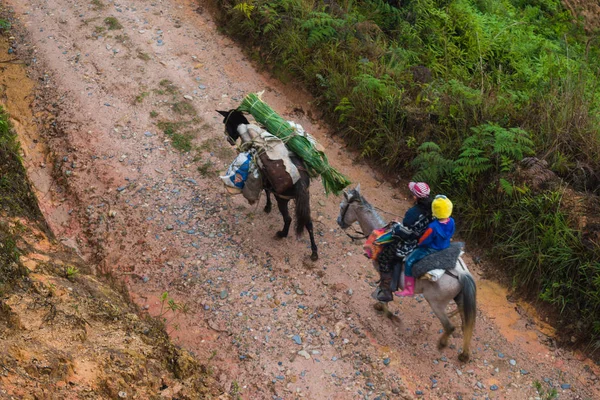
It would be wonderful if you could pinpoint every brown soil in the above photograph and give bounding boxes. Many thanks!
[0,218,221,398]
[563,0,600,32]
[0,33,222,398]
[1,0,599,399]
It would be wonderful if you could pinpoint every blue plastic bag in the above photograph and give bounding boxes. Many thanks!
[221,152,252,191]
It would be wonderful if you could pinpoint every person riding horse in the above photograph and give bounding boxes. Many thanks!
[396,194,455,297]
[375,182,433,302]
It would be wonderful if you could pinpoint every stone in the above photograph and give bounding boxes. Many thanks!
[297,350,310,360]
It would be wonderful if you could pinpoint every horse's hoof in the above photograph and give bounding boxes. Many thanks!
[264,206,272,214]
[437,338,449,350]
[373,302,386,312]
[458,352,470,363]
[310,253,318,261]
[275,231,287,238]
[388,314,402,326]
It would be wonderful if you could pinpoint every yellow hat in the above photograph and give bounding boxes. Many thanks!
[432,195,453,219]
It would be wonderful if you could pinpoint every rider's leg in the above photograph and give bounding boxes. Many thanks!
[395,248,434,297]
[376,260,394,302]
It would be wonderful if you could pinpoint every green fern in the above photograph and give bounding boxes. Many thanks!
[492,126,535,161]
[411,141,453,184]
[334,97,354,123]
[499,177,514,196]
[301,11,344,47]
[456,123,534,178]
[454,147,492,176]
[234,2,255,19]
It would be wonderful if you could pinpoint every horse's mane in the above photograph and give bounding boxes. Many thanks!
[350,189,372,209]
[349,189,386,227]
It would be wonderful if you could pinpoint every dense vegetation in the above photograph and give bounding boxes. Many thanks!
[214,0,600,350]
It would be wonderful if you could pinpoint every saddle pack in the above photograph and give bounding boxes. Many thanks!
[363,223,396,261]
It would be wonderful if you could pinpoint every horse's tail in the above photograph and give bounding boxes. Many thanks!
[294,177,311,237]
[456,270,476,360]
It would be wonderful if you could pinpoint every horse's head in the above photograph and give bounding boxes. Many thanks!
[337,184,363,229]
[216,109,249,146]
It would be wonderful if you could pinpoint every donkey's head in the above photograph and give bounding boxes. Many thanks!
[216,109,249,146]
[337,184,363,229]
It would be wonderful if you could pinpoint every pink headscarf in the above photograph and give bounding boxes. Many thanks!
[408,182,430,198]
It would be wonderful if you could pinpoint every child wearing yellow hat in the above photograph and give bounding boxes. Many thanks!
[395,195,455,297]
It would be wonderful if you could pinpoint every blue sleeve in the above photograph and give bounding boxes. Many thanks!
[402,206,421,227]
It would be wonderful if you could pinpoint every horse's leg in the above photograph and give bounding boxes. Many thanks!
[372,300,401,325]
[454,277,476,362]
[426,297,455,350]
[275,197,292,238]
[457,305,473,362]
[264,189,272,214]
[305,220,318,261]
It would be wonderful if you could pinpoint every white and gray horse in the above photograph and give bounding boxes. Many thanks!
[337,185,476,362]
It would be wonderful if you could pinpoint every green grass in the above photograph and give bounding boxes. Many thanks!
[104,17,122,30]
[171,101,196,116]
[65,266,80,281]
[114,34,129,44]
[135,91,149,104]
[0,107,38,294]
[171,133,194,152]
[91,0,104,10]
[0,19,11,32]
[0,222,27,296]
[137,51,151,61]
[197,160,215,177]
[199,137,235,161]
[157,79,178,95]
[157,121,195,152]
[150,110,158,118]
[0,107,44,221]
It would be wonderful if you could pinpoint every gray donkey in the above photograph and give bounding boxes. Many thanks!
[337,185,476,362]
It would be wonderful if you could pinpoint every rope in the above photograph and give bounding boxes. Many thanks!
[373,205,397,217]
[345,226,368,240]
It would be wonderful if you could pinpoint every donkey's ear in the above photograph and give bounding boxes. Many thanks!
[355,183,361,193]
[343,190,349,200]
[216,110,229,117]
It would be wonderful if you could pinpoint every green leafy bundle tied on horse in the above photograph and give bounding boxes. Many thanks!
[237,92,351,195]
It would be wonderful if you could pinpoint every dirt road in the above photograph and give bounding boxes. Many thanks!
[4,0,599,398]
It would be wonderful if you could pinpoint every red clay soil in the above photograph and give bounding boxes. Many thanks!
[3,0,599,398]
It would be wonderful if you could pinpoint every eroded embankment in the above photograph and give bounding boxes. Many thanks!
[0,32,223,398]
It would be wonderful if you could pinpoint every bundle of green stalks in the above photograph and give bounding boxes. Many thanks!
[237,92,351,195]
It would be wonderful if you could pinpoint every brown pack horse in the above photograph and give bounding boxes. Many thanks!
[217,110,318,261]
[337,185,476,361]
